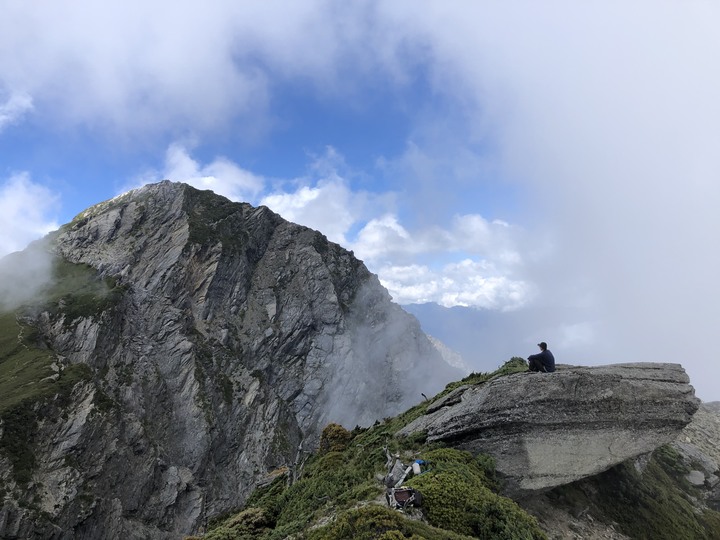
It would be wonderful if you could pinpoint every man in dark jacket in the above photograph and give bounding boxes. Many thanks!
[528,342,555,372]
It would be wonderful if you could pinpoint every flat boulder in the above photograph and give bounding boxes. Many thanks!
[399,363,700,497]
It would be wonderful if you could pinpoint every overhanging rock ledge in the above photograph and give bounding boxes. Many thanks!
[399,363,700,497]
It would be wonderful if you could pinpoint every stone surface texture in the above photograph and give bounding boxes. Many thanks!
[675,401,720,511]
[0,182,458,539]
[399,363,700,497]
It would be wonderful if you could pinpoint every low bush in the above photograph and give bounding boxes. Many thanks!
[307,504,474,540]
[406,448,545,539]
[318,423,353,454]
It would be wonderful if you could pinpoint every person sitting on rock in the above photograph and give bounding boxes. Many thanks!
[527,341,555,372]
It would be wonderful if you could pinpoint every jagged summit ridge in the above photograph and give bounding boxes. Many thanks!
[0,181,458,539]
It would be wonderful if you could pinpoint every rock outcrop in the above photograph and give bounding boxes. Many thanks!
[399,363,699,497]
[0,181,458,539]
[675,402,720,511]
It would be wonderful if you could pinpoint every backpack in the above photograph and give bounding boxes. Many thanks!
[386,486,423,510]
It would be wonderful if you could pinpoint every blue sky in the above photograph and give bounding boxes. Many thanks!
[2,1,720,400]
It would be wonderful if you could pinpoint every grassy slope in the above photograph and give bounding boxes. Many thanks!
[0,257,122,486]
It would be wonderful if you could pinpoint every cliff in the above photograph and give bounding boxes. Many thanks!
[0,181,458,539]
[399,362,699,497]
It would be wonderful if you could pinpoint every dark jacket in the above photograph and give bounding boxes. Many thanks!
[528,349,556,372]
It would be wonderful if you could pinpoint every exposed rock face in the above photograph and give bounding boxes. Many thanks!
[675,402,720,510]
[0,182,457,539]
[399,363,699,497]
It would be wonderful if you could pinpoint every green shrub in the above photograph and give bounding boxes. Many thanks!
[441,357,528,395]
[200,507,273,540]
[319,424,353,454]
[0,401,38,485]
[273,450,379,530]
[406,448,546,539]
[306,504,474,540]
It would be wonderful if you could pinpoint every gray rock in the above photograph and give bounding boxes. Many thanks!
[672,441,719,476]
[686,470,706,486]
[678,402,720,473]
[0,182,460,539]
[399,363,699,497]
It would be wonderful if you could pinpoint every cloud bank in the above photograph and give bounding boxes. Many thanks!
[0,174,59,310]
[0,173,59,257]
[2,2,719,399]
[0,90,33,133]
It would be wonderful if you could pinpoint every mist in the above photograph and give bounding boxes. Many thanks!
[0,239,55,312]
[370,3,720,402]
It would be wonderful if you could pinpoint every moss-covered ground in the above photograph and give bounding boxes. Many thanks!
[183,186,252,249]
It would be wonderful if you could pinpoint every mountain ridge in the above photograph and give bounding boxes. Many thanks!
[0,181,459,539]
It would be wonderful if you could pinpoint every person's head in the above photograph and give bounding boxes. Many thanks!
[537,342,547,351]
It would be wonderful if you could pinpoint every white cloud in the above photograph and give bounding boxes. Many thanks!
[0,90,33,132]
[163,143,264,202]
[126,142,265,203]
[260,147,396,246]
[4,1,719,398]
[352,215,413,263]
[368,2,720,399]
[0,2,391,137]
[0,173,59,256]
[379,259,530,310]
[353,214,521,265]
[261,181,358,246]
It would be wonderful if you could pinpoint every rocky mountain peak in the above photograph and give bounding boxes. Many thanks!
[0,181,459,538]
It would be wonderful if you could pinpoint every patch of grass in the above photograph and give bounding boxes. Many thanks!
[41,258,125,322]
[439,357,527,396]
[219,373,234,405]
[183,187,252,249]
[0,257,116,415]
[92,388,115,414]
[0,401,38,485]
[0,256,112,485]
[0,313,56,414]
[0,362,92,486]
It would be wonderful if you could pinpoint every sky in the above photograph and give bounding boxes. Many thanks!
[1,1,719,401]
